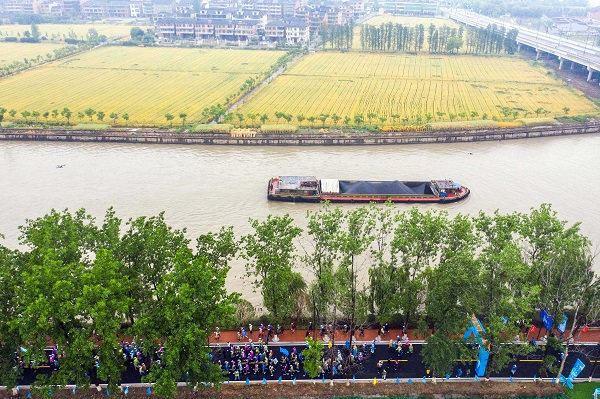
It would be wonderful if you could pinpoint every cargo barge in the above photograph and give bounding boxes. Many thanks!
[267,176,469,203]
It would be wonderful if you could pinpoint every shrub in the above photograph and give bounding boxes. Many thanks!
[194,123,232,133]
[260,124,298,134]
[497,121,523,128]
[4,37,18,42]
[381,125,431,132]
[516,117,557,126]
[427,120,498,131]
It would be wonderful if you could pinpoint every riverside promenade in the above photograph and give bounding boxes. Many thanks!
[208,325,600,346]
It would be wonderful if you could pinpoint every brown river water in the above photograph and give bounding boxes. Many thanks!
[1,136,600,305]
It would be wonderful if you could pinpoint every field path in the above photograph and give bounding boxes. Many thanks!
[224,52,306,117]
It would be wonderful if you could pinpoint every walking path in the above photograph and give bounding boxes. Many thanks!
[209,326,600,346]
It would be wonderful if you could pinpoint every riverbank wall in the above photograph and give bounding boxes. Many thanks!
[1,122,599,146]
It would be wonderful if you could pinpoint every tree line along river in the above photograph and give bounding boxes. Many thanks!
[1,135,599,303]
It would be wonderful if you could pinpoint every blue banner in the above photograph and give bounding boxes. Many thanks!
[558,314,568,333]
[540,309,554,332]
[568,359,585,380]
[560,358,585,389]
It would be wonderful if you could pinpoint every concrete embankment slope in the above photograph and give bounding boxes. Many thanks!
[1,123,600,146]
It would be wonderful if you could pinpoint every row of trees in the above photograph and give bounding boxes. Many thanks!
[0,107,130,126]
[0,204,598,394]
[359,23,518,55]
[242,204,599,382]
[319,21,355,50]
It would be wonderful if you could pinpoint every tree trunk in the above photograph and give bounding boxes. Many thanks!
[555,307,579,383]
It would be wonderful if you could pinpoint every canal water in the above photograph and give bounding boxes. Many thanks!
[1,135,600,303]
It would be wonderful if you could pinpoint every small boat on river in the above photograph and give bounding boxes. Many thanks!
[267,176,469,203]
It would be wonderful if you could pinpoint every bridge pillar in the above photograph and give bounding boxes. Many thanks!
[536,49,541,60]
[587,66,594,81]
[571,61,575,70]
[559,58,564,70]
[517,42,521,52]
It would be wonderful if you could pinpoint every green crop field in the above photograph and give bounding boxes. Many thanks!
[236,52,598,124]
[365,14,460,28]
[0,42,67,68]
[0,23,149,41]
[0,46,285,125]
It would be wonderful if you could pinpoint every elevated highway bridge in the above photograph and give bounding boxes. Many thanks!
[447,9,600,83]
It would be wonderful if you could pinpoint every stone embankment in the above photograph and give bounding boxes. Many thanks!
[1,122,599,146]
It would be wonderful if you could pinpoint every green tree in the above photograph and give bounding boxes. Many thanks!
[42,111,49,124]
[296,114,305,126]
[236,113,244,127]
[9,109,17,119]
[562,106,570,115]
[318,113,329,127]
[77,112,84,123]
[110,112,119,125]
[84,107,96,122]
[21,110,31,124]
[51,109,58,121]
[130,27,145,41]
[165,113,174,127]
[96,111,105,122]
[61,107,72,125]
[331,113,341,125]
[260,113,269,124]
[122,113,129,126]
[307,116,316,126]
[31,111,40,124]
[0,107,6,126]
[302,337,324,379]
[243,215,306,323]
[179,112,187,126]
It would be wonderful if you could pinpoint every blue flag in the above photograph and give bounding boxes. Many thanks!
[322,375,325,383]
[106,389,110,396]
[540,309,554,332]
[510,376,513,383]
[147,387,151,394]
[280,348,289,356]
[246,377,250,386]
[262,378,267,385]
[124,387,129,395]
[533,375,537,382]
[278,376,282,383]
[408,379,413,384]
[293,378,296,384]
[552,377,556,383]
[474,376,479,381]
[395,377,400,384]
[445,374,450,380]
[352,375,356,382]
[73,388,77,394]
[27,391,31,398]
[422,377,427,384]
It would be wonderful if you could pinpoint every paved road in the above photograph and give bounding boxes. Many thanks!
[17,341,598,385]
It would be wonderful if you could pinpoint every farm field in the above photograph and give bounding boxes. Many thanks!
[0,23,149,41]
[237,52,599,123]
[0,46,285,125]
[365,14,460,28]
[0,42,67,68]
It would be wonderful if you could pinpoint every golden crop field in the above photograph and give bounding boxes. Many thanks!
[0,46,285,125]
[237,52,598,122]
[0,24,149,40]
[0,42,67,68]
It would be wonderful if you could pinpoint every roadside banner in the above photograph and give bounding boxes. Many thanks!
[560,358,585,389]
[540,309,554,332]
[557,314,568,333]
